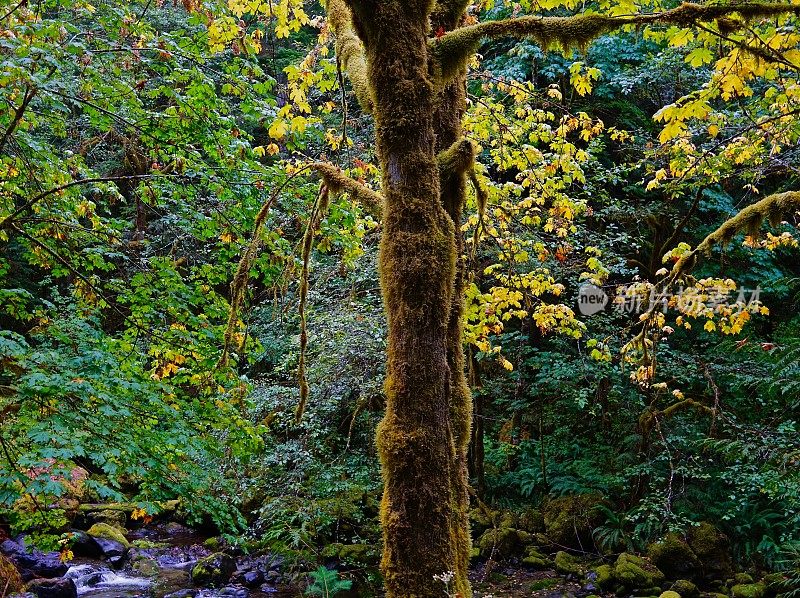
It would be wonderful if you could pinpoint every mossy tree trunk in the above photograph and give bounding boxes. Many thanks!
[337,1,474,595]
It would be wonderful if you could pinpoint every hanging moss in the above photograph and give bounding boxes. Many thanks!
[430,2,800,86]
[328,0,373,113]
[221,162,381,375]
[672,191,800,277]
[295,185,329,423]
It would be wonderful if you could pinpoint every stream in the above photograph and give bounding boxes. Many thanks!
[5,522,299,598]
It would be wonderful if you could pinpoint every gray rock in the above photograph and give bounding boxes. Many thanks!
[1,539,68,581]
[24,578,78,598]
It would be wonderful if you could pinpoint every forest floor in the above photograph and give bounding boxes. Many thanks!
[470,562,588,598]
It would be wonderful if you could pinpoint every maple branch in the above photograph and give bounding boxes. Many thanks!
[0,174,166,231]
[328,0,373,113]
[308,161,383,212]
[430,2,800,84]
[671,190,800,276]
[0,85,37,156]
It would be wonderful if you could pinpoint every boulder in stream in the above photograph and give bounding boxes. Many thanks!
[191,552,236,587]
[24,577,78,598]
[1,539,68,580]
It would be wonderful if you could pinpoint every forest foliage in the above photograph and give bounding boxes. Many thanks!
[1,0,800,591]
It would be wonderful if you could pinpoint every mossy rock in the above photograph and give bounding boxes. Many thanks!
[671,579,700,598]
[614,553,666,591]
[647,534,701,581]
[469,508,497,534]
[730,584,766,598]
[191,553,236,587]
[542,493,605,550]
[131,539,168,549]
[660,592,682,598]
[202,537,222,551]
[517,508,545,533]
[596,564,615,589]
[734,574,755,585]
[87,523,130,548]
[0,553,23,594]
[686,523,732,581]
[554,551,584,576]
[132,556,159,577]
[469,547,481,560]
[320,543,379,565]
[498,511,517,529]
[88,509,127,529]
[25,577,77,598]
[477,527,529,558]
[530,578,560,591]
[522,547,552,569]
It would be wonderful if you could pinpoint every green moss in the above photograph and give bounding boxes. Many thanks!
[673,192,800,277]
[477,527,528,558]
[554,551,584,576]
[436,138,477,181]
[132,556,159,577]
[686,523,732,580]
[131,539,168,549]
[670,579,699,598]
[542,493,605,549]
[523,547,551,569]
[0,553,23,594]
[191,553,236,587]
[517,508,545,533]
[731,584,766,598]
[647,534,701,581]
[614,553,666,591]
[660,591,682,598]
[321,543,379,565]
[735,574,756,585]
[596,564,615,589]
[431,5,800,87]
[327,0,373,113]
[529,578,560,591]
[469,507,497,534]
[88,522,130,548]
[88,509,127,528]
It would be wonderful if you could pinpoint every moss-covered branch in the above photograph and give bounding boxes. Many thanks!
[672,190,800,276]
[309,161,383,213]
[296,185,330,424]
[327,0,373,113]
[639,399,714,441]
[430,2,800,84]
[219,162,381,371]
[436,137,477,180]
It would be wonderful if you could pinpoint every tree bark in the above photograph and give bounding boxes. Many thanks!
[343,1,469,595]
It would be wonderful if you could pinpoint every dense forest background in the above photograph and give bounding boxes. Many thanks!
[1,0,800,596]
